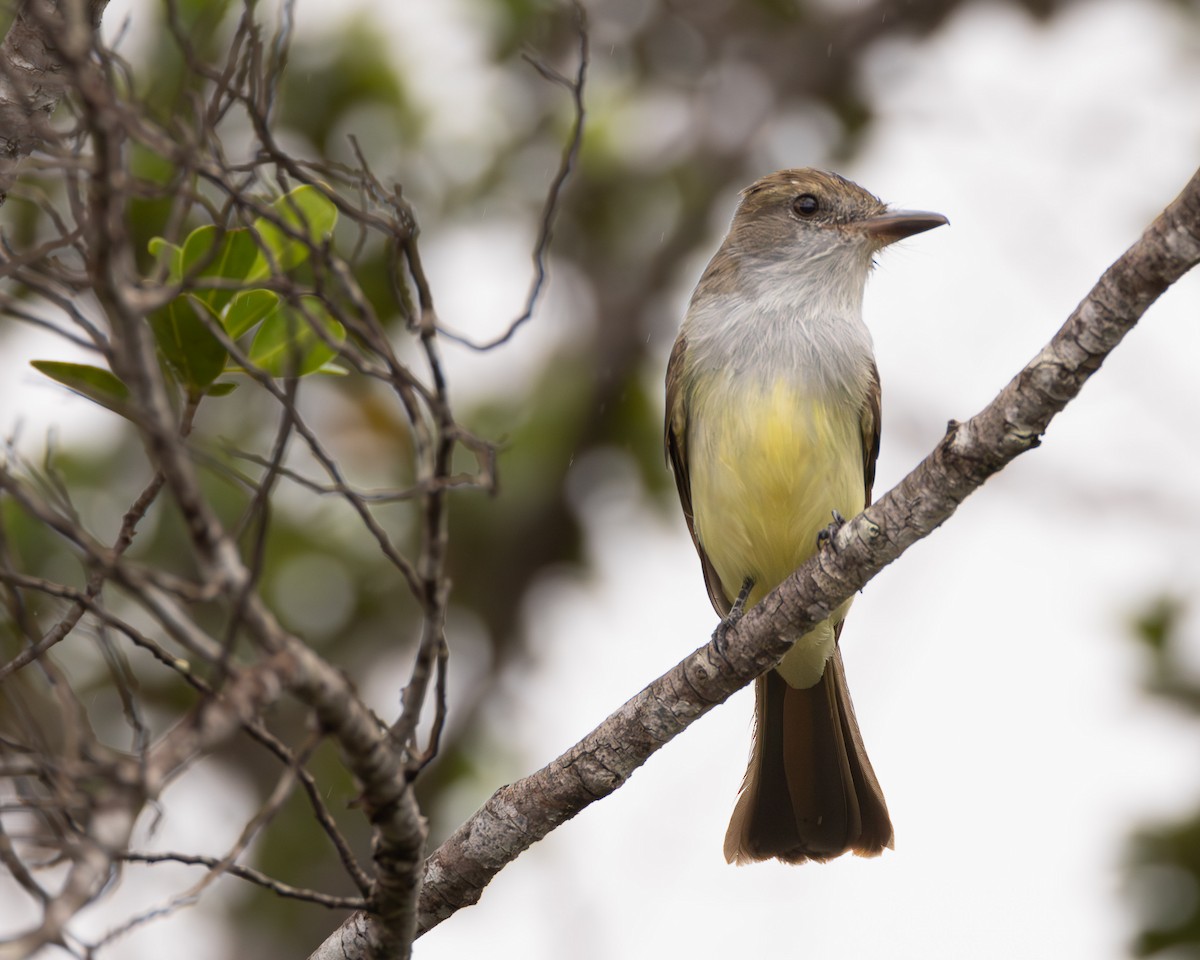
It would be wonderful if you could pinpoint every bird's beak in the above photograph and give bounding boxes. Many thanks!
[854,210,949,245]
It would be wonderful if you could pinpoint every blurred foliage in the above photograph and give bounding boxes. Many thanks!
[1128,596,1200,958]
[278,15,422,156]
[138,0,237,113]
[6,0,1197,956]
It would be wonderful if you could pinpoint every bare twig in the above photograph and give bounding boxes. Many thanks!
[437,0,588,350]
[121,851,368,909]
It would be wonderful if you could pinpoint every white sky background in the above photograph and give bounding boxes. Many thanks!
[2,0,1198,957]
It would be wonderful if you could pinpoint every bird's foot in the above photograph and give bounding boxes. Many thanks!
[816,510,847,549]
[713,576,754,653]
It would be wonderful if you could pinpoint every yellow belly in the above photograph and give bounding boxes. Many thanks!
[689,377,865,688]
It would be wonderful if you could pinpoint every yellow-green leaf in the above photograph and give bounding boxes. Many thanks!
[149,295,228,393]
[248,296,345,378]
[30,361,131,417]
[181,225,261,311]
[247,185,338,280]
[148,238,184,282]
[224,289,279,338]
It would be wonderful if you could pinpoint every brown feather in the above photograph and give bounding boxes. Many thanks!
[723,645,893,864]
[861,362,882,503]
[665,332,730,615]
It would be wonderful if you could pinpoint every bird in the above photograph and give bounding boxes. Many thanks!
[664,168,946,864]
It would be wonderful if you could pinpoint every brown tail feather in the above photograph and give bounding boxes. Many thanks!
[723,648,893,864]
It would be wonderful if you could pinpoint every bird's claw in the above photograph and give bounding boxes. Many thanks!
[713,576,754,653]
[816,510,847,548]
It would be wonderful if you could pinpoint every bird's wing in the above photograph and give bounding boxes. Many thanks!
[665,334,731,615]
[860,361,882,504]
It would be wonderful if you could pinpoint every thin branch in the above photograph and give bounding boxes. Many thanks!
[0,565,373,896]
[224,446,489,502]
[120,852,368,910]
[278,635,426,960]
[437,0,588,350]
[0,419,178,685]
[95,735,327,949]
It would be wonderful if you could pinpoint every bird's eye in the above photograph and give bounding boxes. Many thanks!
[792,193,820,217]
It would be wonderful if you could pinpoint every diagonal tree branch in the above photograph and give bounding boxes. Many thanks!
[409,165,1200,935]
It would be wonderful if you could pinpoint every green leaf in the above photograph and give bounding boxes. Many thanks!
[181,225,261,311]
[148,238,184,282]
[205,382,239,397]
[149,295,229,393]
[248,296,345,377]
[30,361,131,416]
[247,185,338,280]
[224,288,279,338]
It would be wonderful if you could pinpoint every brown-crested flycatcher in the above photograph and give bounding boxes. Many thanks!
[664,169,946,864]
